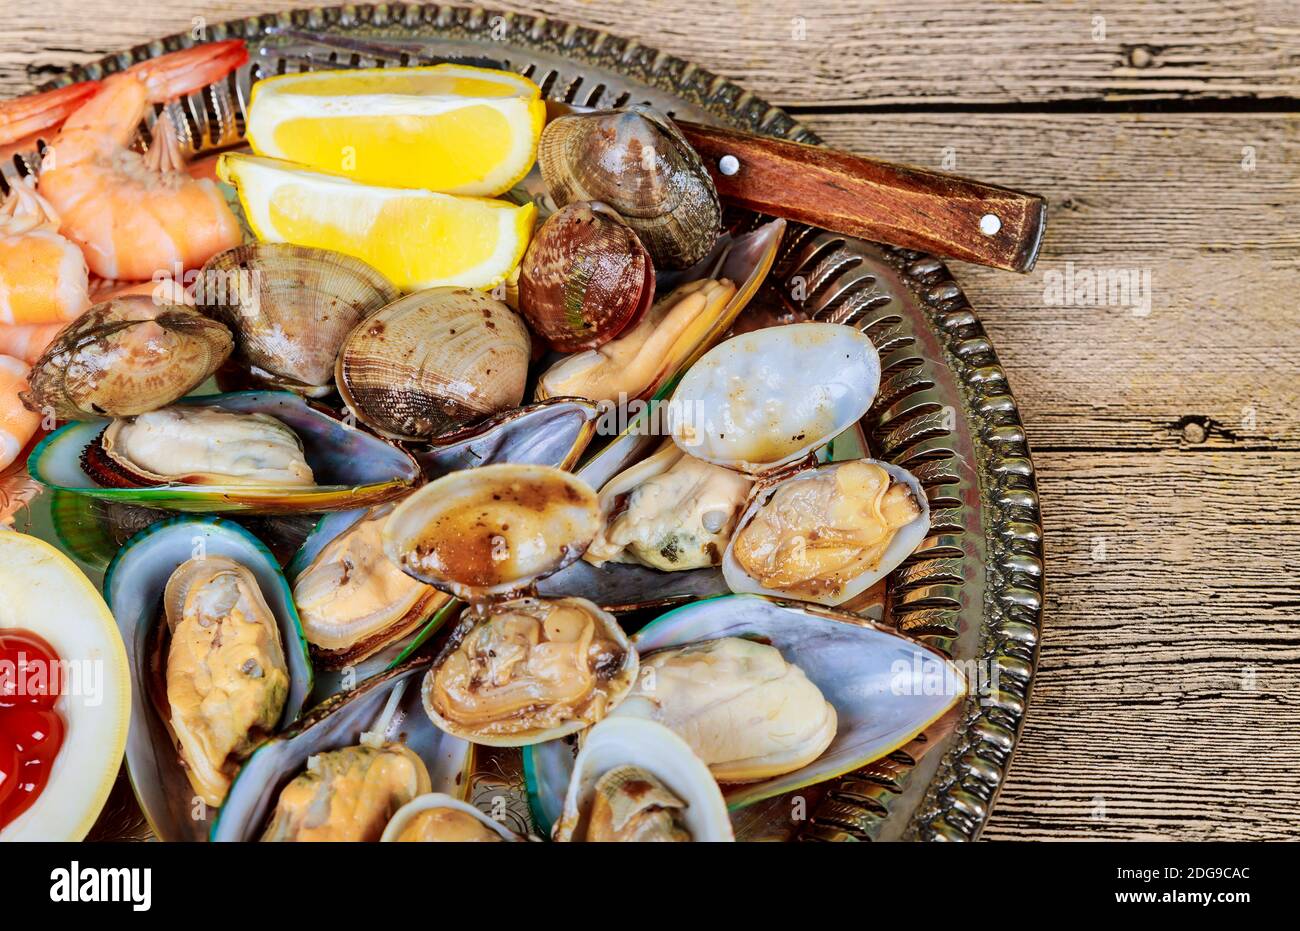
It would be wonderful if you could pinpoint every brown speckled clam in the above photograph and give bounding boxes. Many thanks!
[335,288,531,443]
[538,106,721,270]
[22,295,233,420]
[197,243,399,396]
[517,202,654,352]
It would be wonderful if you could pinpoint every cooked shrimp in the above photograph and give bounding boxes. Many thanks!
[0,80,100,161]
[0,176,90,323]
[31,40,247,281]
[0,354,40,471]
[92,276,195,306]
[0,323,66,363]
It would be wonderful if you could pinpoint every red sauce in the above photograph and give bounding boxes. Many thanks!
[0,629,66,831]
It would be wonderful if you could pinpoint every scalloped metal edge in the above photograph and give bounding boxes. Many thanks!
[22,2,1042,843]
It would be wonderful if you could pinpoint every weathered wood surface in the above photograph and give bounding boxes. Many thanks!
[4,0,1300,104]
[2,0,1298,841]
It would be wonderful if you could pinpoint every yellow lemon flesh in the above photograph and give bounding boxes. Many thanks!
[219,153,536,292]
[246,64,546,197]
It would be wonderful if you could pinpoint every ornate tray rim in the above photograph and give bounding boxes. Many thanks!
[30,1,1044,842]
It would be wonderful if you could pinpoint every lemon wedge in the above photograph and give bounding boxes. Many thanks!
[246,64,546,196]
[218,153,536,291]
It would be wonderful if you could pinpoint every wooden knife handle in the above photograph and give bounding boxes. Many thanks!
[677,121,1047,273]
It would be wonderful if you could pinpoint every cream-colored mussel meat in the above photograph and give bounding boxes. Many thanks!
[618,637,837,783]
[97,406,315,487]
[537,278,735,405]
[586,441,751,571]
[395,807,503,842]
[164,556,290,807]
[293,504,447,667]
[731,460,922,602]
[262,743,431,842]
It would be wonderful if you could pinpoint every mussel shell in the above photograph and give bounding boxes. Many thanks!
[22,296,233,421]
[336,288,531,442]
[198,244,399,392]
[526,594,966,823]
[413,398,599,480]
[28,391,422,514]
[538,106,722,270]
[104,516,314,841]
[518,202,654,351]
[211,660,473,841]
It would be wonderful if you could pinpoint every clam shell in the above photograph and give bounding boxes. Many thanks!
[382,463,600,599]
[538,106,721,269]
[525,594,965,824]
[552,717,733,842]
[104,516,313,841]
[381,793,526,842]
[666,322,881,475]
[420,596,639,747]
[211,661,473,841]
[722,459,931,606]
[198,244,399,392]
[518,202,655,351]
[22,296,233,420]
[336,288,531,442]
[27,390,421,514]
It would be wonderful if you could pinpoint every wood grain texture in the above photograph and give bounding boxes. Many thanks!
[2,0,1297,841]
[2,0,1300,104]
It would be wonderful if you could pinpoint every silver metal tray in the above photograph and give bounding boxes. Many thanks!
[10,3,1044,842]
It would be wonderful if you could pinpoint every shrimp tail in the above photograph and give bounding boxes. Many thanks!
[0,80,102,147]
[125,39,249,103]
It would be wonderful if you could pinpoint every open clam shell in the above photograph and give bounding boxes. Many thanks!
[420,596,638,748]
[381,793,527,842]
[104,516,314,841]
[198,243,400,394]
[722,459,931,607]
[28,390,421,514]
[551,716,733,842]
[525,594,965,827]
[211,661,473,841]
[382,463,600,600]
[665,322,881,476]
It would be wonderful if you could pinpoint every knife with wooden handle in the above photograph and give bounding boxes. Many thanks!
[675,121,1046,273]
[272,31,1048,272]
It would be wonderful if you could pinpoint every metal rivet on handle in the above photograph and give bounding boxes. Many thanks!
[979,213,1002,235]
[718,154,740,176]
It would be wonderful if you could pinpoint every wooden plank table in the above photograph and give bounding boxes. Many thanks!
[3,1,1297,840]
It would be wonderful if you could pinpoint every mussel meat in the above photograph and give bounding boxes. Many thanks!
[164,556,290,808]
[82,406,315,489]
[517,202,654,352]
[383,794,519,842]
[262,743,431,842]
[292,504,449,668]
[617,637,837,784]
[198,244,399,394]
[336,288,531,442]
[536,278,735,406]
[22,296,233,420]
[538,106,721,269]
